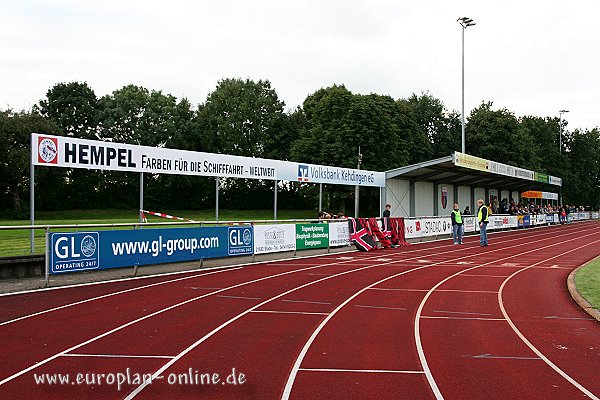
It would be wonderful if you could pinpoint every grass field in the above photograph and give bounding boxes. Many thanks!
[575,256,600,311]
[0,209,315,257]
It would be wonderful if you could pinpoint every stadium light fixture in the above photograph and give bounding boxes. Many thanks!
[458,17,476,154]
[558,109,569,153]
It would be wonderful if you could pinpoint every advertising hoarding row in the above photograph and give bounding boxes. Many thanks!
[49,213,597,274]
[453,152,562,186]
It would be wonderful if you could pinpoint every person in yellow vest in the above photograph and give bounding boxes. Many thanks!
[450,203,463,244]
[477,199,489,246]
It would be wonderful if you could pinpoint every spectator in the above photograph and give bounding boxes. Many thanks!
[382,204,391,218]
[451,203,464,245]
[477,199,489,246]
[463,206,471,215]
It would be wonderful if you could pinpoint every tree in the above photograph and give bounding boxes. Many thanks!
[37,82,99,139]
[563,128,600,208]
[0,110,60,215]
[466,102,537,168]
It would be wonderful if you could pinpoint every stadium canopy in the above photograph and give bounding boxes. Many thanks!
[384,152,562,217]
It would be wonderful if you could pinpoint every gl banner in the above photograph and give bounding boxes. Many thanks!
[50,226,253,274]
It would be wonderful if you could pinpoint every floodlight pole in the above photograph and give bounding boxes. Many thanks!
[354,147,362,218]
[458,17,476,154]
[558,109,569,153]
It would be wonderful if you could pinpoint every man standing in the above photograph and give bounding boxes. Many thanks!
[383,204,391,218]
[451,203,463,244]
[477,199,489,246]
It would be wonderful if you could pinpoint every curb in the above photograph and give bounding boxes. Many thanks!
[567,259,600,322]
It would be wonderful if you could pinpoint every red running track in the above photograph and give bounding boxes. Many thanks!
[0,221,599,399]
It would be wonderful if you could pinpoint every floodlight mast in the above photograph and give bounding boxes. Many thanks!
[558,109,569,153]
[458,17,476,154]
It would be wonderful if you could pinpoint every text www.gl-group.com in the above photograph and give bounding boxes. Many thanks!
[111,235,219,257]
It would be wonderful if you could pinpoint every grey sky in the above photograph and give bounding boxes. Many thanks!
[2,0,598,131]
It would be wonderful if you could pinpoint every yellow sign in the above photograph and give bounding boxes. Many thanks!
[454,152,489,172]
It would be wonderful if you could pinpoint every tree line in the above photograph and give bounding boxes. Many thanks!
[1,79,598,217]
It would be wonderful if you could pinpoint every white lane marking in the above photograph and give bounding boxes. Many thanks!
[279,227,589,400]
[337,257,355,260]
[250,310,329,316]
[543,316,596,321]
[61,353,174,359]
[0,254,395,387]
[432,310,492,316]
[368,288,429,292]
[413,226,600,400]
[457,261,474,265]
[125,255,438,399]
[354,305,407,311]
[0,267,243,327]
[305,273,336,276]
[421,316,506,321]
[282,299,331,305]
[374,258,392,262]
[459,274,510,278]
[187,287,224,290]
[216,295,261,300]
[470,353,541,360]
[498,238,600,400]
[298,368,424,374]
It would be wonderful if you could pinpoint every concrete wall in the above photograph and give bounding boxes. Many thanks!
[415,181,434,216]
[386,179,410,217]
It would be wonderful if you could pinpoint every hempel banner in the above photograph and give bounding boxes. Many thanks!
[32,133,385,187]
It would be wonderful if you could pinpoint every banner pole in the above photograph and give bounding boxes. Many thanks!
[30,138,35,254]
[274,180,278,220]
[319,183,323,211]
[215,177,219,223]
[44,227,50,287]
[139,173,144,223]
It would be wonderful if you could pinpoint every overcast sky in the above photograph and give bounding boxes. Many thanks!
[2,0,599,131]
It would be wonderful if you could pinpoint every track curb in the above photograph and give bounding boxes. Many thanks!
[567,258,600,322]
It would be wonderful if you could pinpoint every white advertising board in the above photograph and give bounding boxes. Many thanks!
[328,221,351,247]
[405,217,453,239]
[253,224,296,254]
[32,133,385,187]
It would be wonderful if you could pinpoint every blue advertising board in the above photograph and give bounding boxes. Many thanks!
[50,226,253,274]
[523,215,530,228]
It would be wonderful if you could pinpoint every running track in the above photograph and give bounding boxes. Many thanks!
[1,221,599,399]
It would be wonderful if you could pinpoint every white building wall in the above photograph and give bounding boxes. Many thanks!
[474,187,486,204]
[501,190,510,202]
[415,181,434,216]
[436,184,454,216]
[511,191,520,204]
[386,179,410,217]
[458,186,472,214]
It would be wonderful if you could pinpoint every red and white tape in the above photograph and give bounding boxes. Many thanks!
[140,210,198,223]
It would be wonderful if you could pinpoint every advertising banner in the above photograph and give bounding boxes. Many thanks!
[536,215,546,225]
[523,215,530,227]
[296,224,329,249]
[454,152,489,172]
[328,221,351,247]
[49,226,253,274]
[405,217,452,239]
[32,133,385,187]
[518,215,524,228]
[463,216,476,233]
[253,224,296,254]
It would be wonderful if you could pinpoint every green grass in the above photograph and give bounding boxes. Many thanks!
[0,209,315,257]
[575,256,600,311]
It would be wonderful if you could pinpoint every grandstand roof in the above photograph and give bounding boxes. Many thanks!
[385,153,562,192]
